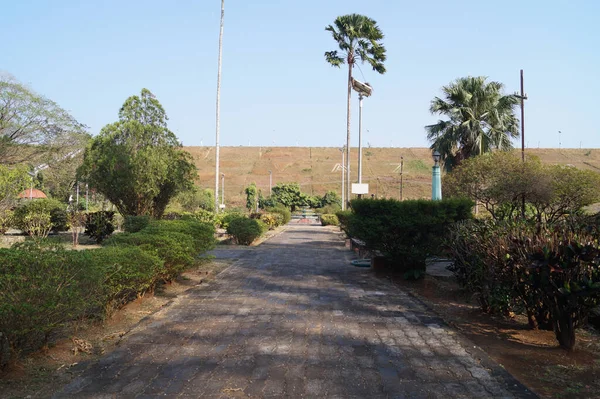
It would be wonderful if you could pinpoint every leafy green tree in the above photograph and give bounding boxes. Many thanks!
[270,183,308,211]
[0,164,29,211]
[174,187,213,212]
[426,76,519,171]
[245,183,259,212]
[325,14,386,201]
[0,74,87,165]
[444,152,600,223]
[78,89,196,218]
[321,190,341,207]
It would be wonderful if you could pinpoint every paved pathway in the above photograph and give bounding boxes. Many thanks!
[55,225,534,398]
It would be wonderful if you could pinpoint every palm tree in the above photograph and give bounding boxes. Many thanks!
[426,76,519,171]
[325,14,386,203]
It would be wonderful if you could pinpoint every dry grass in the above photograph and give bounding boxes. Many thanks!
[186,147,600,208]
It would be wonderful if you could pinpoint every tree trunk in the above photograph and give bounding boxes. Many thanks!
[346,61,352,206]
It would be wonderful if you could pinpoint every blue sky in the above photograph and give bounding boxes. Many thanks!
[3,0,599,148]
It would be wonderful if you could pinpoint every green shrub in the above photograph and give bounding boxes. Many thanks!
[0,242,104,354]
[141,219,215,254]
[267,205,291,225]
[227,217,267,245]
[335,210,353,236]
[317,204,342,215]
[320,214,339,226]
[49,208,69,232]
[123,215,151,232]
[218,211,245,229]
[0,210,13,234]
[447,217,600,350]
[188,209,218,227]
[0,241,164,360]
[85,211,115,243]
[104,231,191,281]
[14,199,65,234]
[348,198,473,277]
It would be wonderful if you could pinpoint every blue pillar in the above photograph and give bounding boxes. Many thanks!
[432,165,442,200]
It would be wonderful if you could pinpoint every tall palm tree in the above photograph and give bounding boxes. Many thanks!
[426,76,519,171]
[325,14,386,203]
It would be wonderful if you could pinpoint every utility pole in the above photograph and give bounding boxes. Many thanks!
[357,93,364,199]
[514,69,528,218]
[514,69,528,162]
[214,0,225,212]
[399,156,404,201]
[269,170,272,195]
[339,147,345,210]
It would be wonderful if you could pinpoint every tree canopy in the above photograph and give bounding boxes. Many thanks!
[443,152,600,223]
[0,74,87,165]
[78,89,196,218]
[426,76,519,171]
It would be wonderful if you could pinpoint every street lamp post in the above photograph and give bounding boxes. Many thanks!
[221,173,225,208]
[214,0,225,213]
[339,147,345,210]
[431,151,442,200]
[352,79,372,199]
[399,156,404,201]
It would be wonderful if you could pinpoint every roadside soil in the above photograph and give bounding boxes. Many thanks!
[387,274,600,399]
[0,259,231,399]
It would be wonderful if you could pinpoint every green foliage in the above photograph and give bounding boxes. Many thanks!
[426,76,519,171]
[447,217,600,350]
[218,211,245,229]
[320,190,341,208]
[0,242,105,354]
[227,217,267,245]
[78,89,196,218]
[0,165,28,211]
[123,215,151,233]
[172,187,213,212]
[347,198,473,275]
[320,214,339,226]
[444,152,600,223]
[245,183,259,212]
[85,211,115,243]
[0,209,13,234]
[266,205,291,225]
[335,210,353,236]
[325,14,387,74]
[0,74,87,165]
[270,183,303,211]
[49,207,69,232]
[140,219,215,255]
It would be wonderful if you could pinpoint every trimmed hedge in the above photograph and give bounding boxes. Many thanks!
[347,198,473,276]
[0,242,162,357]
[85,211,115,243]
[320,214,339,226]
[13,199,67,234]
[123,215,151,233]
[227,217,267,245]
[0,218,216,365]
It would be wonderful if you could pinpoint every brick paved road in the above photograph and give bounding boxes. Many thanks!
[55,225,534,398]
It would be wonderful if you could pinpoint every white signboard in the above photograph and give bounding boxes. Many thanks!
[351,183,369,195]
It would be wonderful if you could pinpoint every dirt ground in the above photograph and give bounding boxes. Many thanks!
[0,259,231,399]
[388,274,600,399]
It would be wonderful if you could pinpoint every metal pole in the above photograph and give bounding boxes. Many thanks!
[86,183,89,212]
[221,174,225,207]
[358,94,363,185]
[76,182,79,205]
[269,170,272,195]
[214,0,225,213]
[340,148,345,210]
[520,69,526,162]
[400,156,404,201]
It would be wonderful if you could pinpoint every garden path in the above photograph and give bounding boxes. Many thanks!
[54,224,535,398]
